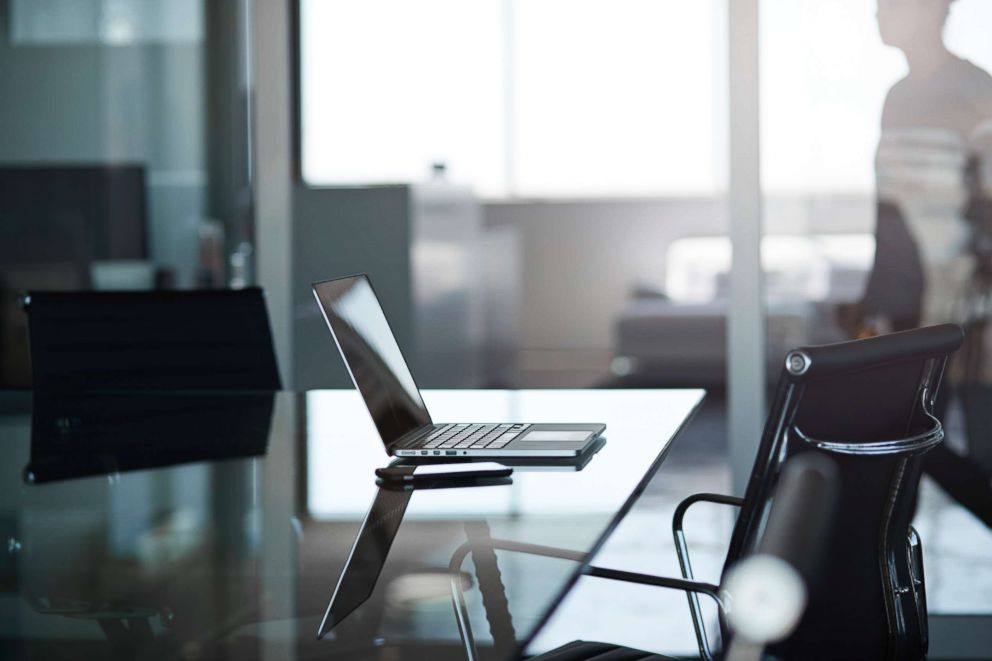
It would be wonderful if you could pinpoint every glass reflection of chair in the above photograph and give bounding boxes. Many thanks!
[25,391,274,483]
[22,288,281,391]
[449,324,962,661]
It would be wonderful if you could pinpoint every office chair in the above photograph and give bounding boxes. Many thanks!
[700,322,961,661]
[450,324,962,661]
[23,288,281,391]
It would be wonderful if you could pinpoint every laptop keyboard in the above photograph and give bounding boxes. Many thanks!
[411,423,527,450]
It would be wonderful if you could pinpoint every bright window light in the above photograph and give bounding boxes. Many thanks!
[511,0,726,197]
[300,0,505,193]
[761,0,992,195]
[300,0,727,198]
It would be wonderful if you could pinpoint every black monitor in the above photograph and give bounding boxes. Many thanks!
[0,163,147,265]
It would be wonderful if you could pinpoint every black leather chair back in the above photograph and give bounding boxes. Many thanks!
[726,324,963,661]
[24,288,281,391]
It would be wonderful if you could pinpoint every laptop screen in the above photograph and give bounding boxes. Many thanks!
[313,275,432,447]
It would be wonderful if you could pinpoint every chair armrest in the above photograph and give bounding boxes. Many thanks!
[671,493,743,660]
[673,493,745,535]
[672,493,744,582]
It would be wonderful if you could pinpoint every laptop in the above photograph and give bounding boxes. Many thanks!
[312,274,605,458]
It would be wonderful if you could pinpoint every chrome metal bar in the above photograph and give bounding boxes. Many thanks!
[672,493,743,661]
[792,417,942,456]
[584,566,722,604]
[793,387,944,456]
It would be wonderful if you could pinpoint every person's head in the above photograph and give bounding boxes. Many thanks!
[877,0,953,50]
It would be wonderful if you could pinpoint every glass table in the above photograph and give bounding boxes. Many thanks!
[0,388,704,660]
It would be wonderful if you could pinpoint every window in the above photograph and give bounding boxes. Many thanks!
[300,0,506,193]
[299,0,727,198]
[761,0,992,195]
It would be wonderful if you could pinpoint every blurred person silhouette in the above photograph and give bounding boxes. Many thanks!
[859,0,992,526]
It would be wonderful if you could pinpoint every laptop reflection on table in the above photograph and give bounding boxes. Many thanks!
[318,476,516,640]
[318,486,412,639]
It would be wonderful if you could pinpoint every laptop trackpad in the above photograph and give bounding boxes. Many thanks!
[519,431,591,442]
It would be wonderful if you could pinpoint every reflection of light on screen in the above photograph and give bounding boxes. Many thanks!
[337,280,424,407]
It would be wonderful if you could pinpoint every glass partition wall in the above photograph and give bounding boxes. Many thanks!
[297,0,992,653]
[760,0,992,654]
[0,0,254,387]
